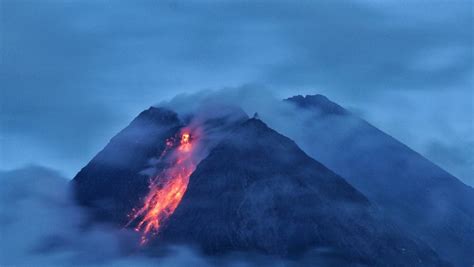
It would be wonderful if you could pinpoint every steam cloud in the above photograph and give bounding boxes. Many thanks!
[162,86,473,186]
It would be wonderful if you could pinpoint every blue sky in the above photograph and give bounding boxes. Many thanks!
[1,0,472,185]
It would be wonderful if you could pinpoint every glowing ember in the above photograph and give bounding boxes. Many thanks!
[126,130,197,245]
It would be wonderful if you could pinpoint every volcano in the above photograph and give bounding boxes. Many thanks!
[157,118,445,266]
[73,100,460,266]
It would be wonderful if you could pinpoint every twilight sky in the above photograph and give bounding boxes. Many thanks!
[1,0,473,185]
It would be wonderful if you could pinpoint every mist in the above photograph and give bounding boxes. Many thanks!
[1,88,470,266]
[0,165,336,267]
[1,1,472,265]
[162,86,473,186]
[1,0,471,186]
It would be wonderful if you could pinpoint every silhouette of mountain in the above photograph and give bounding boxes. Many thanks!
[73,108,449,266]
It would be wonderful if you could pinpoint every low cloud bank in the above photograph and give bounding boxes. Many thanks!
[0,165,328,267]
[0,166,211,267]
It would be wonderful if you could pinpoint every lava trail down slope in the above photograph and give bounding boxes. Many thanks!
[73,104,453,266]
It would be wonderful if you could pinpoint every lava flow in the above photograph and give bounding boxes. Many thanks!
[126,130,198,245]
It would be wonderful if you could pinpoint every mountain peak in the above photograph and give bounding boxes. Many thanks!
[242,117,269,129]
[158,116,444,265]
[72,103,453,266]
[136,106,179,125]
[283,93,474,266]
[285,94,347,115]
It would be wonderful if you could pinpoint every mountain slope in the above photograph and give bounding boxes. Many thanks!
[159,118,446,266]
[73,107,182,224]
[73,105,249,225]
[72,104,451,266]
[286,94,474,266]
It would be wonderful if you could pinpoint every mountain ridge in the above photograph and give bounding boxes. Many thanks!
[71,95,471,266]
[286,94,474,266]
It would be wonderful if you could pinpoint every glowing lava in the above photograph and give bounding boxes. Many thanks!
[126,130,197,245]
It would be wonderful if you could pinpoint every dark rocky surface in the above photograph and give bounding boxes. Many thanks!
[73,107,181,224]
[158,118,447,266]
[72,105,249,225]
[72,100,464,266]
[286,94,474,267]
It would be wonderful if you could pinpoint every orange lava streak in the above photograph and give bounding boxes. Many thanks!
[127,130,197,245]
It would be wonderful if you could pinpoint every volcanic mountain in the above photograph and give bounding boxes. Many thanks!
[73,105,450,266]
[285,94,474,267]
[158,118,446,266]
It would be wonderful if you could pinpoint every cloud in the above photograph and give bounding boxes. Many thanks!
[0,0,471,184]
[0,166,224,266]
[0,165,334,266]
[354,89,474,185]
[0,166,152,266]
[163,86,473,185]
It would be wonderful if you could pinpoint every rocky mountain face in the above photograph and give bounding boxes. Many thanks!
[72,105,452,266]
[286,94,474,267]
[73,106,248,225]
[159,118,446,266]
[73,107,182,224]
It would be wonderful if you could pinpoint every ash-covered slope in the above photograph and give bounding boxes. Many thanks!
[159,118,446,266]
[73,107,182,224]
[286,94,474,267]
[73,106,248,225]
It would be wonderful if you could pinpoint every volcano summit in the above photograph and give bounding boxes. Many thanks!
[73,94,473,266]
